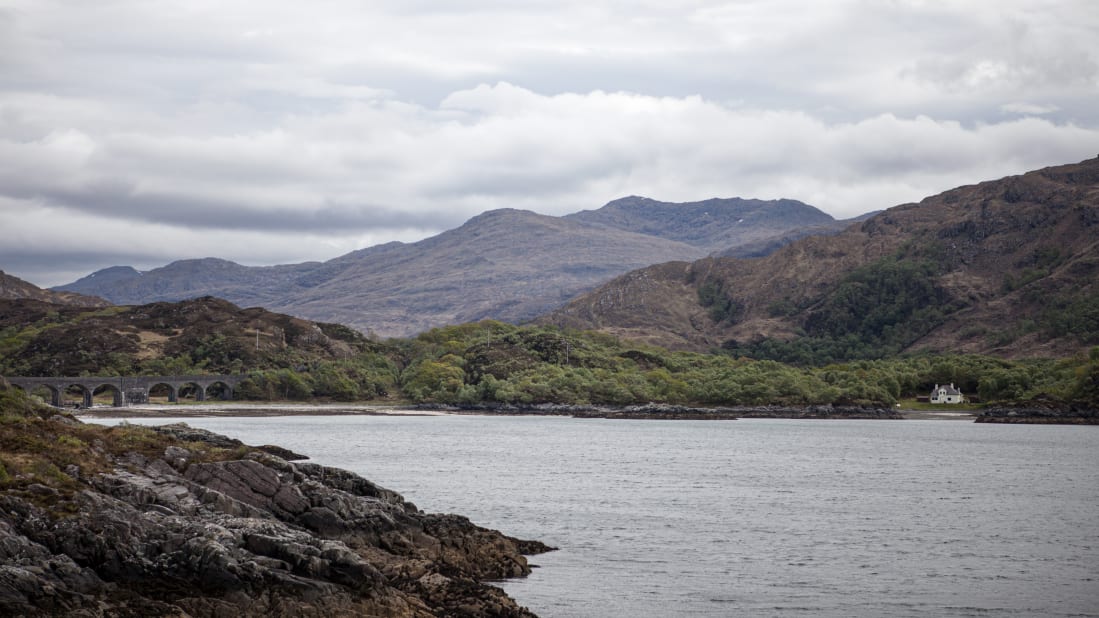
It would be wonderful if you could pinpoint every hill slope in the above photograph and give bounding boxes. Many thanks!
[566,196,839,253]
[0,270,108,308]
[541,157,1099,359]
[0,296,377,377]
[55,197,844,338]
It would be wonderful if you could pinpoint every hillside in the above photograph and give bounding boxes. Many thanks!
[0,270,108,308]
[0,296,381,378]
[54,198,842,338]
[540,157,1099,360]
[566,196,840,253]
[3,296,1096,411]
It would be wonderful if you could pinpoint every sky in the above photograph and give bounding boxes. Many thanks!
[2,0,1097,287]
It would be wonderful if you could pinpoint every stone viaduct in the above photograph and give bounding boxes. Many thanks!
[5,374,246,408]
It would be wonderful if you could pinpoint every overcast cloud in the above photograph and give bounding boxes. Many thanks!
[2,0,1097,286]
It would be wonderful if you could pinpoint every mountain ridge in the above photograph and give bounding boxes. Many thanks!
[53,198,842,337]
[566,195,842,253]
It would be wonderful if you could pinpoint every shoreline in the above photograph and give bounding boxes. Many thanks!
[74,401,976,421]
[1,405,550,616]
[75,402,450,418]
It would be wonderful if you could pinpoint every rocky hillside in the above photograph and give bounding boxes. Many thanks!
[0,270,108,308]
[55,198,843,338]
[541,157,1099,360]
[566,196,842,254]
[0,384,550,616]
[0,296,379,377]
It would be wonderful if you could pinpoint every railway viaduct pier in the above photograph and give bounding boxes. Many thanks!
[5,374,245,408]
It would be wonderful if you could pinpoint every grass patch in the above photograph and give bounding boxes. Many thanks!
[898,398,983,412]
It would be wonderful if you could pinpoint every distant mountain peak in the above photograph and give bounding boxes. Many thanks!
[462,208,546,224]
[86,265,142,279]
[50,193,850,338]
[566,195,836,253]
[51,265,143,296]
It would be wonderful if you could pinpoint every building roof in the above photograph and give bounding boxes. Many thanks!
[931,383,962,396]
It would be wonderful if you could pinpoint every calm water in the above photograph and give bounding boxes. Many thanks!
[95,415,1099,617]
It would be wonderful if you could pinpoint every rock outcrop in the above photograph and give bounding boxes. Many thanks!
[0,422,551,617]
[976,404,1099,424]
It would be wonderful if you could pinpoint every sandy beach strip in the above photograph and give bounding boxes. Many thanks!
[75,403,450,419]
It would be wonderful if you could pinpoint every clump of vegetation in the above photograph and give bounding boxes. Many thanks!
[697,279,744,324]
[1039,288,1099,344]
[1002,247,1066,293]
[805,257,955,353]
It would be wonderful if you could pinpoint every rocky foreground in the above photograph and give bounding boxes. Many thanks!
[0,408,552,617]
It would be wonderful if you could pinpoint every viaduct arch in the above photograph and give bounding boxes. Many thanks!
[5,375,245,408]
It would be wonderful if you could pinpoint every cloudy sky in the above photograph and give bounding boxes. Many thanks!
[2,0,1097,287]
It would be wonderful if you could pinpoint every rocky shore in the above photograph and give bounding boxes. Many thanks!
[429,402,902,420]
[976,404,1099,424]
[0,418,552,617]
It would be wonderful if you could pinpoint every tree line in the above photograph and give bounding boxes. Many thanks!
[208,322,1096,407]
[4,314,1097,408]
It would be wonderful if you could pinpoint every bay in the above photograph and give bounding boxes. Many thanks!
[96,415,1099,617]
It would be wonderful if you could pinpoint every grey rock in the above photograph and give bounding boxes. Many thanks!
[1,426,549,617]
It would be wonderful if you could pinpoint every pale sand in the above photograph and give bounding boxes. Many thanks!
[899,410,977,420]
[75,403,449,418]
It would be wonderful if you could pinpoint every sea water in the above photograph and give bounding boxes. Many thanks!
[97,415,1099,617]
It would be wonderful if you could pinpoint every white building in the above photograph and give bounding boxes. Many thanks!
[930,383,964,404]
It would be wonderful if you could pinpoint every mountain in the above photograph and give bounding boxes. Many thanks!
[57,265,143,295]
[0,270,109,308]
[55,198,843,338]
[274,209,712,336]
[566,196,839,253]
[539,157,1099,360]
[55,259,325,308]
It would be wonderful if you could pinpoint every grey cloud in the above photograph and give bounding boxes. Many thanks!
[3,0,1098,288]
[30,186,456,234]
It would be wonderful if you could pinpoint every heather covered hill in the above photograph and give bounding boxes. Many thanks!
[55,196,845,338]
[0,296,389,386]
[541,157,1099,361]
[0,270,108,308]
